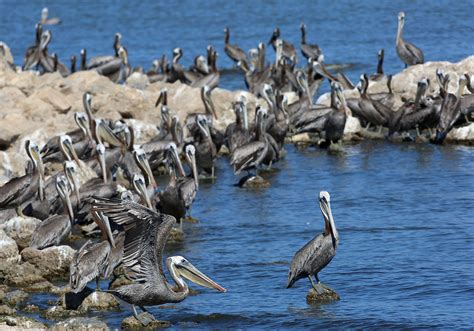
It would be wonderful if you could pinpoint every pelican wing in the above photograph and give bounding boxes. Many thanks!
[91,197,176,284]
[230,141,267,174]
[404,42,424,64]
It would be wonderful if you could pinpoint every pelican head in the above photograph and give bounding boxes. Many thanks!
[91,211,116,248]
[55,175,74,223]
[167,256,226,292]
[166,142,185,177]
[185,144,198,187]
[132,173,153,209]
[26,140,45,200]
[300,22,306,30]
[40,30,52,51]
[64,160,81,205]
[118,46,128,65]
[319,191,338,247]
[41,8,48,21]
[59,135,82,167]
[201,85,218,119]
[133,148,156,188]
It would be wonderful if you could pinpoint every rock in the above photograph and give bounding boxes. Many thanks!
[4,290,28,307]
[42,305,84,320]
[0,261,46,287]
[124,119,159,144]
[306,286,340,304]
[1,216,41,249]
[24,280,56,293]
[343,116,362,135]
[109,266,133,289]
[21,304,39,313]
[238,175,271,188]
[0,229,20,263]
[0,152,25,186]
[446,123,474,142]
[289,133,314,144]
[50,317,108,331]
[121,313,170,329]
[0,305,15,315]
[21,246,76,279]
[32,87,72,114]
[0,315,46,330]
[168,227,185,243]
[126,72,149,90]
[0,127,19,150]
[62,287,94,310]
[78,292,119,311]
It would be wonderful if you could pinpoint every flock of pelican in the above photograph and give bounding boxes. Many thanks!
[0,7,473,325]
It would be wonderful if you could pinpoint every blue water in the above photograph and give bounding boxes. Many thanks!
[1,1,474,329]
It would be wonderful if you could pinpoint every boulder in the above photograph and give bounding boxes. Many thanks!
[0,42,14,65]
[0,262,46,288]
[306,286,340,304]
[50,317,109,331]
[79,292,119,311]
[42,305,84,321]
[0,315,47,330]
[1,216,41,249]
[21,246,76,279]
[0,305,16,315]
[31,86,72,114]
[447,123,474,142]
[126,72,149,90]
[0,229,20,263]
[121,313,170,329]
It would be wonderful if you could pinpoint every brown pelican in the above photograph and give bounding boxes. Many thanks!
[287,191,339,293]
[269,28,297,64]
[224,27,248,66]
[29,175,75,249]
[91,198,226,326]
[0,141,45,216]
[86,33,122,70]
[396,12,424,67]
[194,115,218,177]
[69,210,116,293]
[300,23,322,60]
[190,49,220,89]
[322,83,351,147]
[40,8,61,25]
[370,49,385,81]
[169,48,186,83]
[94,46,131,83]
[177,145,199,216]
[22,24,43,71]
[225,98,251,153]
[70,55,77,74]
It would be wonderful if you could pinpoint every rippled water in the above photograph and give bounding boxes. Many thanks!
[1,1,474,329]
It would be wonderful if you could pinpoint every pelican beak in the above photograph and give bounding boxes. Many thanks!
[64,161,81,206]
[134,150,156,188]
[176,260,226,293]
[64,138,82,169]
[30,144,45,200]
[172,146,186,177]
[92,211,116,248]
[133,174,153,209]
[207,93,218,120]
[319,191,338,246]
[56,177,74,223]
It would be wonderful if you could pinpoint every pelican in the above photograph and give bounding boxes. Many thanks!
[287,191,339,294]
[69,210,116,293]
[370,49,385,81]
[225,98,251,153]
[86,33,122,70]
[268,27,297,64]
[193,115,217,177]
[94,46,131,83]
[40,8,61,26]
[29,175,75,249]
[322,83,351,147]
[224,27,247,66]
[300,23,322,60]
[177,145,199,216]
[91,198,226,326]
[396,12,424,67]
[0,140,45,216]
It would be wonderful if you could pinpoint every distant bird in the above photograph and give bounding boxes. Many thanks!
[287,191,339,294]
[91,198,226,326]
[40,8,61,26]
[396,12,424,67]
[299,23,322,60]
[370,49,385,81]
[268,27,297,64]
[224,27,248,66]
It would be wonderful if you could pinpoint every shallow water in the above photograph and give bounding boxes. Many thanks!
[1,1,474,329]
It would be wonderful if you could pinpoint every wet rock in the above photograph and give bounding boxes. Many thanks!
[168,227,185,243]
[42,305,84,320]
[22,304,40,313]
[24,280,56,293]
[306,286,340,304]
[109,267,133,289]
[121,313,170,329]
[126,72,149,90]
[79,292,119,311]
[21,246,76,279]
[0,229,20,264]
[0,304,16,315]
[0,315,47,330]
[62,287,94,310]
[4,290,28,307]
[289,133,314,144]
[50,317,108,331]
[343,116,362,135]
[1,216,41,249]
[238,175,271,188]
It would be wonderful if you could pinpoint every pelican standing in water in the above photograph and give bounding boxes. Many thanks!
[91,198,226,326]
[396,12,424,67]
[287,191,339,294]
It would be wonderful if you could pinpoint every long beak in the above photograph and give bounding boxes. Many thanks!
[65,163,81,206]
[96,121,123,147]
[320,197,339,247]
[98,149,107,183]
[92,211,116,248]
[208,95,218,120]
[65,140,82,169]
[59,183,74,223]
[133,175,153,209]
[136,152,156,188]
[191,153,199,189]
[31,146,45,200]
[172,147,186,177]
[177,261,226,293]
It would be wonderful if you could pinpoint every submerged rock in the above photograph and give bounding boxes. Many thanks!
[238,175,271,188]
[306,286,340,304]
[1,216,41,249]
[168,227,185,243]
[50,317,109,331]
[21,246,75,279]
[121,313,170,329]
[79,291,120,311]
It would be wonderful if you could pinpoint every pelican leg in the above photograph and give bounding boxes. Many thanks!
[95,277,100,291]
[308,275,324,294]
[416,126,421,137]
[365,122,371,130]
[267,161,273,170]
[377,126,383,133]
[16,205,25,217]
[465,115,471,124]
[211,166,215,179]
[132,304,153,326]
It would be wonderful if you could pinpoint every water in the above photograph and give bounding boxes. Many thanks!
[1,1,474,329]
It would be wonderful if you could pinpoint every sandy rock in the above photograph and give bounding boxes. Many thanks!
[121,313,170,329]
[4,290,28,307]
[0,261,46,288]
[0,304,16,315]
[126,72,149,90]
[289,133,314,144]
[0,315,47,330]
[21,246,76,279]
[343,116,362,135]
[79,292,119,311]
[42,305,84,321]
[32,87,72,114]
[0,229,20,263]
[306,286,340,304]
[124,119,159,144]
[446,123,474,142]
[1,216,41,249]
[50,317,109,331]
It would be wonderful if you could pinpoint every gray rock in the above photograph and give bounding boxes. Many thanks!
[50,317,109,331]
[0,315,47,330]
[1,216,41,249]
[0,229,20,263]
[78,292,119,311]
[21,246,76,279]
[4,290,28,307]
[121,313,170,329]
[42,305,84,321]
[306,286,340,304]
[0,304,16,315]
[0,261,46,288]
